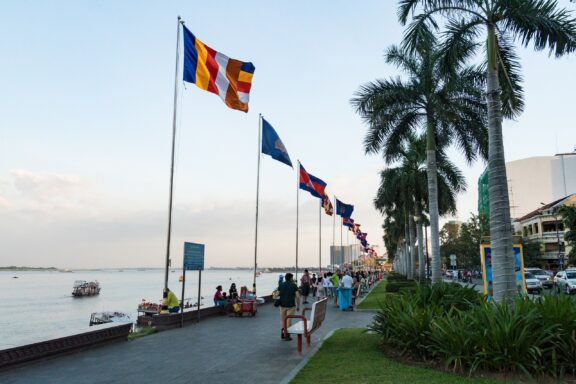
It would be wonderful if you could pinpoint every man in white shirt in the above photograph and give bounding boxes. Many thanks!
[341,271,354,289]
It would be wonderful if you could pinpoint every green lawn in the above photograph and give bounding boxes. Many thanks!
[290,329,505,384]
[356,280,388,310]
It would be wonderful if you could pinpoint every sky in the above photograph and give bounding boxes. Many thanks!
[1,1,575,269]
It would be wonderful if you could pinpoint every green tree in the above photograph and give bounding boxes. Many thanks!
[559,205,576,266]
[398,0,576,302]
[352,41,487,283]
[522,239,543,268]
[375,133,465,279]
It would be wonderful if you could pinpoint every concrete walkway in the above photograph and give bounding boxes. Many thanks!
[0,297,374,384]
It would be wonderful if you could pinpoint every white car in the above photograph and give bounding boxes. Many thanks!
[524,268,554,288]
[524,272,543,294]
[555,270,576,295]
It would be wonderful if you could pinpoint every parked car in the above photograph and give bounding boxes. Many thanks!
[524,272,543,294]
[524,268,554,288]
[555,270,576,295]
[445,269,457,278]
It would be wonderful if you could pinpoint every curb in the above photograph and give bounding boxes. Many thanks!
[279,328,340,384]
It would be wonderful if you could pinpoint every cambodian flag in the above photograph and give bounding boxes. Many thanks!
[342,217,354,228]
[299,164,326,199]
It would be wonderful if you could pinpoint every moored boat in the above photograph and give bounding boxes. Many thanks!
[89,311,131,326]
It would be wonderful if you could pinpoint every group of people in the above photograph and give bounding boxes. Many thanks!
[276,269,380,340]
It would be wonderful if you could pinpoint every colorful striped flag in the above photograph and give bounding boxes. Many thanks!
[299,164,326,199]
[182,25,255,112]
[322,195,333,216]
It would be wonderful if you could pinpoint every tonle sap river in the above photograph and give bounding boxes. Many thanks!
[0,269,283,349]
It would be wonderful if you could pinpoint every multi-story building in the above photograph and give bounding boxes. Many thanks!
[514,194,576,269]
[478,152,576,219]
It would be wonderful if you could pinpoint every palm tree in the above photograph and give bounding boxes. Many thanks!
[374,133,466,280]
[398,0,576,302]
[352,42,487,283]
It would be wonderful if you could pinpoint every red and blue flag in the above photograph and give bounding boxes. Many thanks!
[299,164,326,199]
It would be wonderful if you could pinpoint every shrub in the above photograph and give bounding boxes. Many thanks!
[403,282,484,313]
[385,280,417,293]
[371,284,576,379]
[370,294,440,357]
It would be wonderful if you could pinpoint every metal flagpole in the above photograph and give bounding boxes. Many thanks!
[332,196,336,246]
[332,195,335,273]
[163,16,183,309]
[253,114,262,296]
[319,199,322,275]
[296,160,300,281]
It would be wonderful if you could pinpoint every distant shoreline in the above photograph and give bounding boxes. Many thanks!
[0,266,59,271]
[1,266,321,272]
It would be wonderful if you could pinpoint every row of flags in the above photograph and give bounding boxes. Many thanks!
[181,24,373,252]
[263,117,372,250]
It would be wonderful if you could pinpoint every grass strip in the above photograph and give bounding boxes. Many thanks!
[290,328,503,384]
[356,280,388,310]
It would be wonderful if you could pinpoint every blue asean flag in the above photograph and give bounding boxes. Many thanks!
[261,118,293,168]
[336,199,354,218]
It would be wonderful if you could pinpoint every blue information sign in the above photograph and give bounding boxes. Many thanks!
[183,242,205,271]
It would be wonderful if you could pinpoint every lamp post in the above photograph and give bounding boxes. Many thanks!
[554,207,563,271]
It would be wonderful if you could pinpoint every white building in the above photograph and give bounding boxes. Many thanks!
[506,153,576,219]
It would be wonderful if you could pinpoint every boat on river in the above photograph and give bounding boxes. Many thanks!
[89,311,130,326]
[72,280,101,297]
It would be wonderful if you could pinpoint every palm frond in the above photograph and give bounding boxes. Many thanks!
[499,0,576,57]
[494,32,525,118]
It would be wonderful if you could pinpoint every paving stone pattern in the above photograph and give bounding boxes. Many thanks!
[0,298,373,384]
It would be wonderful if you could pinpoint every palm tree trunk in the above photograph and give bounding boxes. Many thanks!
[486,25,516,303]
[425,119,441,283]
[415,205,425,283]
[409,214,417,280]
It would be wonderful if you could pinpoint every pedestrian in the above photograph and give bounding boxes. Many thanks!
[324,272,333,298]
[339,271,354,311]
[300,269,311,304]
[279,273,300,340]
[330,270,340,305]
[316,275,325,298]
[311,273,317,297]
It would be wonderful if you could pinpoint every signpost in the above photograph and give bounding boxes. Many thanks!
[182,242,205,327]
[449,254,457,268]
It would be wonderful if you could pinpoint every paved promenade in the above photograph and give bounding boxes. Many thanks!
[0,296,374,384]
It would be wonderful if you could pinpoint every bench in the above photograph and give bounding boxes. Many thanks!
[284,298,328,353]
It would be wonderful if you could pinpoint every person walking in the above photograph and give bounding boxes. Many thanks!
[330,270,340,306]
[311,273,317,298]
[300,269,311,304]
[279,273,300,341]
[339,271,354,311]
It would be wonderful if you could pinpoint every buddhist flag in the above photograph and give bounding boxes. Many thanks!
[261,118,292,168]
[322,195,333,216]
[182,25,255,112]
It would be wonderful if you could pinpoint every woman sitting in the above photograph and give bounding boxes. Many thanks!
[214,285,225,307]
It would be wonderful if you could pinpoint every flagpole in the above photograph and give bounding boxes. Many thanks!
[319,198,322,275]
[253,114,262,296]
[162,16,183,308]
[296,160,300,281]
[332,196,336,247]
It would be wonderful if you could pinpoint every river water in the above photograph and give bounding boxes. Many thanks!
[0,269,285,349]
